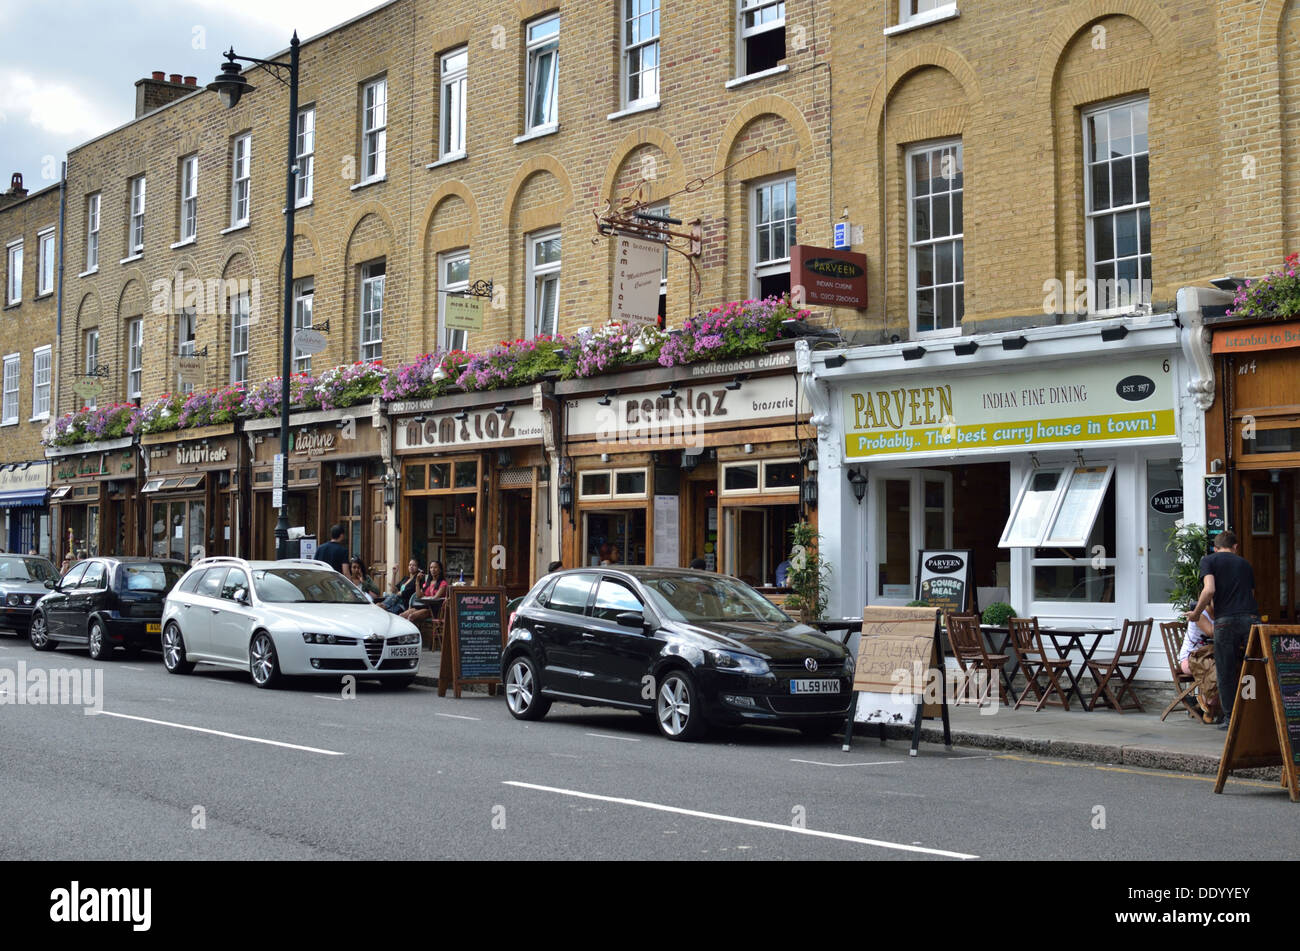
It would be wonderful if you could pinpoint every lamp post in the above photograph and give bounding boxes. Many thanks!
[208,34,300,559]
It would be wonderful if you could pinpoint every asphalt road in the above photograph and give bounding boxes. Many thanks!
[0,636,1295,862]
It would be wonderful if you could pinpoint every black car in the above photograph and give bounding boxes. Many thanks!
[0,554,59,636]
[501,567,853,741]
[30,557,189,660]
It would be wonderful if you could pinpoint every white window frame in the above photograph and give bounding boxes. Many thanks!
[622,0,660,109]
[720,457,801,496]
[438,249,470,353]
[906,139,964,338]
[738,0,785,77]
[230,133,251,228]
[86,193,100,271]
[1,354,19,425]
[129,176,146,254]
[526,229,561,339]
[83,329,99,409]
[361,78,388,182]
[179,154,198,242]
[37,228,55,296]
[126,317,143,400]
[32,345,51,420]
[525,15,560,133]
[1083,96,1151,315]
[360,261,385,362]
[293,277,314,373]
[230,292,250,385]
[868,469,954,603]
[5,240,21,305]
[999,463,1115,549]
[749,175,796,298]
[578,467,648,500]
[439,48,468,160]
[177,308,197,394]
[295,107,315,206]
[897,0,958,29]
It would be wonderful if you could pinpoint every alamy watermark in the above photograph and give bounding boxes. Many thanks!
[1043,271,1152,316]
[0,662,103,714]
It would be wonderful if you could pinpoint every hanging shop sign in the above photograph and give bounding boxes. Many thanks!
[843,356,1176,460]
[567,374,801,445]
[1211,322,1300,355]
[445,296,485,332]
[1204,474,1228,542]
[611,235,663,329]
[791,244,868,310]
[177,356,206,385]
[395,403,545,452]
[292,329,328,356]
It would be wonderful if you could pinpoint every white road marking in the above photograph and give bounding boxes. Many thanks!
[89,710,344,756]
[549,752,582,759]
[790,758,903,768]
[585,732,641,743]
[313,695,344,702]
[436,712,480,721]
[121,665,145,671]
[503,781,979,859]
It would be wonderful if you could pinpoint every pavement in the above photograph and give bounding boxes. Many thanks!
[414,648,1257,779]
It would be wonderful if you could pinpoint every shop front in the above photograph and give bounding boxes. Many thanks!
[46,438,140,560]
[806,318,1207,679]
[140,426,243,564]
[557,347,813,584]
[1206,314,1300,622]
[0,461,51,556]
[246,407,388,572]
[391,384,557,597]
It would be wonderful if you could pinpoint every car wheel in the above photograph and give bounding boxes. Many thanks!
[504,654,551,721]
[162,623,195,675]
[249,632,281,689]
[656,669,708,741]
[797,719,840,739]
[87,620,114,661]
[29,613,56,652]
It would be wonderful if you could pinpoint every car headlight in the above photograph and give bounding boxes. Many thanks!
[390,633,420,646]
[302,632,358,645]
[705,648,770,675]
[23,594,33,605]
[6,594,19,606]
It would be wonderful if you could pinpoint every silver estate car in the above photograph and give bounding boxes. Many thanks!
[160,557,422,688]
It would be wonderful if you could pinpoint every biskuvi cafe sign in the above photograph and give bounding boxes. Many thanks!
[176,444,229,465]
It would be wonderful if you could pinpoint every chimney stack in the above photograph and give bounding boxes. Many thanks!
[0,172,29,210]
[135,70,197,117]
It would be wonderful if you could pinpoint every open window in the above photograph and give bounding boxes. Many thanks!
[999,464,1114,548]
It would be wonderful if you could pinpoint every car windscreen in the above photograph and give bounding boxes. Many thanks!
[641,575,793,624]
[0,557,57,583]
[121,563,187,592]
[251,568,369,604]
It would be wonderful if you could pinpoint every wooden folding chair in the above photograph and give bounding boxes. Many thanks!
[1158,621,1200,721]
[945,612,1008,706]
[1008,617,1072,711]
[1086,618,1153,712]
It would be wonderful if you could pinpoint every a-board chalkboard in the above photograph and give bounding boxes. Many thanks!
[915,549,976,617]
[1214,624,1300,802]
[438,587,508,699]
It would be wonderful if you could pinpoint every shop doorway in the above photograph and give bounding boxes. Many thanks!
[1240,469,1296,622]
[874,470,953,601]
[149,497,206,562]
[496,488,533,594]
[723,504,799,587]
[409,493,478,583]
[582,509,646,566]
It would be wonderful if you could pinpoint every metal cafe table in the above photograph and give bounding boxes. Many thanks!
[980,624,1116,708]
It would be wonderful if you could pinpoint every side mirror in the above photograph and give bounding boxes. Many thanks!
[615,611,646,630]
[44,579,55,589]
[234,588,251,606]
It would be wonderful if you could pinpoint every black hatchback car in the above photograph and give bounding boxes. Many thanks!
[30,557,189,660]
[501,567,853,741]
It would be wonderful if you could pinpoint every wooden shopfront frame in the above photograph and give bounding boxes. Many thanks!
[47,441,140,559]
[141,425,242,563]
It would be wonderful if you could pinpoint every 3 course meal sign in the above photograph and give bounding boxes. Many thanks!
[438,587,508,699]
[915,549,975,616]
[1215,625,1300,802]
[842,356,1176,460]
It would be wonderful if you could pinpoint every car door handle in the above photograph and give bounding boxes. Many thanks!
[581,632,595,639]
[181,604,191,609]
[210,608,220,615]
[534,624,548,634]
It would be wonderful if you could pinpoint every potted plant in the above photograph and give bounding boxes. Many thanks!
[784,521,830,623]
[982,601,1017,627]
[1166,522,1209,622]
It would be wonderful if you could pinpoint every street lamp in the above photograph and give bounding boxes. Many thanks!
[208,35,300,560]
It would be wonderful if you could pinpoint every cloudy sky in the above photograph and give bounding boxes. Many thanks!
[0,0,382,194]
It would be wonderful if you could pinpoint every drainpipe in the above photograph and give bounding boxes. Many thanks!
[54,161,67,419]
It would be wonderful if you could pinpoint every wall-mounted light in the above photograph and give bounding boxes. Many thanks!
[743,444,754,454]
[681,448,702,470]
[902,346,926,361]
[725,374,749,391]
[455,409,469,422]
[494,404,507,415]
[846,468,868,504]
[824,354,847,369]
[600,452,611,463]
[954,340,979,356]
[801,474,818,508]
[597,391,614,406]
[1002,336,1028,350]
[558,481,573,510]
[1100,325,1128,342]
[661,387,677,400]
[412,414,427,424]
[497,448,512,468]
[383,474,396,508]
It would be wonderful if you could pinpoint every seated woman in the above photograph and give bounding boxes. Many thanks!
[382,558,423,614]
[348,557,381,602]
[1179,607,1220,723]
[401,559,449,623]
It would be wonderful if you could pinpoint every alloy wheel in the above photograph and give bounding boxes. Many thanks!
[657,675,691,736]
[506,660,534,714]
[88,622,110,660]
[29,614,53,651]
[250,633,278,687]
[163,625,182,670]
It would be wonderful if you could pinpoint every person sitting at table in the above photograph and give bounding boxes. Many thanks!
[382,558,423,614]
[1179,606,1221,723]
[348,556,381,602]
[401,559,449,623]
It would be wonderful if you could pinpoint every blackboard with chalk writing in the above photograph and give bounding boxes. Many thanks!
[438,587,508,699]
[915,549,976,617]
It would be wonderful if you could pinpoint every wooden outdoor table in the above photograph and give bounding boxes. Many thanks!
[1040,627,1114,708]
[978,625,1020,703]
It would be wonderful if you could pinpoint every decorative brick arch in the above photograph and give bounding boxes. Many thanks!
[862,45,982,141]
[291,222,323,264]
[417,181,482,253]
[1032,0,1175,112]
[601,127,687,205]
[73,290,102,332]
[343,202,397,251]
[502,155,575,228]
[713,95,816,178]
[220,246,259,281]
[1261,0,1293,44]
[116,274,147,319]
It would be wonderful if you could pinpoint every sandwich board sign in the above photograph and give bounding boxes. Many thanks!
[1214,624,1300,802]
[915,549,976,617]
[841,605,951,756]
[438,587,508,699]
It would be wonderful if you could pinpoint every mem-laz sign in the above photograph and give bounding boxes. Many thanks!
[396,404,545,451]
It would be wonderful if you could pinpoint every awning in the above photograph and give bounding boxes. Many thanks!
[50,486,71,500]
[143,475,205,493]
[998,464,1114,548]
[0,489,49,508]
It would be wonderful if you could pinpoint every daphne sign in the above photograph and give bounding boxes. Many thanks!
[843,357,1176,460]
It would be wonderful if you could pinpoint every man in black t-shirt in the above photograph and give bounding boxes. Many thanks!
[315,524,349,574]
[1187,531,1259,726]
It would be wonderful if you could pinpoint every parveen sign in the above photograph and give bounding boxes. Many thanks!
[791,244,868,309]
